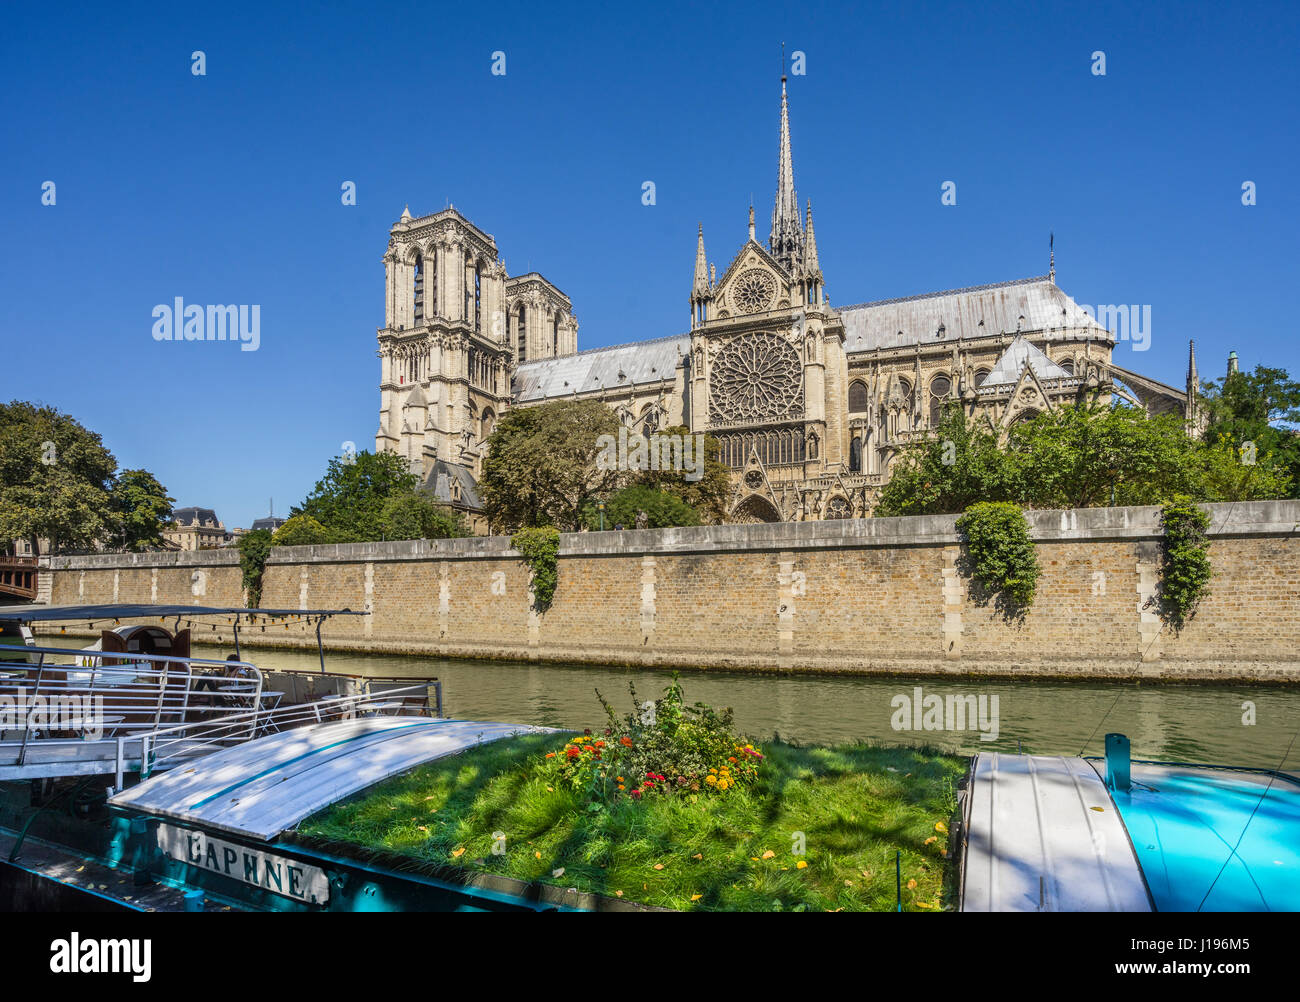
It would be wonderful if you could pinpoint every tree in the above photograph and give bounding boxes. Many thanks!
[1006,402,1202,509]
[0,401,117,555]
[1197,434,1292,501]
[1199,364,1300,492]
[271,514,336,547]
[109,469,174,551]
[380,492,462,540]
[583,484,701,530]
[480,400,629,532]
[632,425,731,523]
[293,450,420,542]
[875,407,1016,517]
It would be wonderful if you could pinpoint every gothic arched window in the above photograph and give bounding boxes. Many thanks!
[1059,357,1075,375]
[552,312,560,356]
[849,437,863,473]
[516,304,527,361]
[929,375,951,426]
[848,379,868,413]
[473,264,482,334]
[974,368,990,387]
[413,254,425,324]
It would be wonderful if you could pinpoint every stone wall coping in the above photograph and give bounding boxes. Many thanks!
[49,499,1299,569]
[50,548,243,571]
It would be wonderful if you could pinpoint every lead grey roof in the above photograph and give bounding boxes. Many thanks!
[423,459,482,511]
[839,276,1108,353]
[983,334,1070,385]
[512,334,689,403]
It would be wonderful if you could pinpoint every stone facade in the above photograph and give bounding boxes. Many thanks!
[46,500,1300,683]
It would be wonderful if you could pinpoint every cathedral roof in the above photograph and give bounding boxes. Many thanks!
[422,460,482,511]
[982,334,1070,386]
[839,276,1108,354]
[512,334,688,403]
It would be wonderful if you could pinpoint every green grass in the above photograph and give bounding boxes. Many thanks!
[292,733,967,912]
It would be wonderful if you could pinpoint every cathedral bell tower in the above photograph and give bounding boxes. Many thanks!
[375,207,512,480]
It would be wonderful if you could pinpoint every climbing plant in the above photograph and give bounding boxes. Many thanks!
[1158,499,1212,629]
[511,526,561,608]
[955,502,1040,610]
[237,528,272,607]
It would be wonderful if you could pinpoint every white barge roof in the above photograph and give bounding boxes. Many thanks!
[110,717,553,841]
[961,753,1152,912]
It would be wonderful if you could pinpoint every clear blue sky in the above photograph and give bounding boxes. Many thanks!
[2,0,1296,527]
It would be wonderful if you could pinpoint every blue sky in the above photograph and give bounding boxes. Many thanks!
[2,0,1296,527]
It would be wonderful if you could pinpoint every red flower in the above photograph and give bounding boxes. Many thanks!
[620,737,633,747]
[594,741,605,748]
[584,728,592,736]
[565,747,580,759]
[630,789,642,799]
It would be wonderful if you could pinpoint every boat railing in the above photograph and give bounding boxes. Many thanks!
[132,680,441,780]
[0,645,264,766]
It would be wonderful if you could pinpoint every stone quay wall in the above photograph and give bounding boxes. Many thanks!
[46,500,1300,682]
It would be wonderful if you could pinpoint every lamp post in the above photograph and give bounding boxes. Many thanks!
[597,501,605,532]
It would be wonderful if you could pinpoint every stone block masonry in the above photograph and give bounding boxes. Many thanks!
[46,501,1300,682]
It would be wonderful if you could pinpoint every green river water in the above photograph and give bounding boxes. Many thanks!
[197,643,1300,770]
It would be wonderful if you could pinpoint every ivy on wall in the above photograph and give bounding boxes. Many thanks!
[956,501,1041,611]
[511,526,561,609]
[1158,499,1212,629]
[237,529,272,608]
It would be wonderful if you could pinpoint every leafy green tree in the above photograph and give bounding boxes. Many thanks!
[1006,403,1201,508]
[380,492,462,540]
[0,401,117,555]
[271,514,336,547]
[875,407,1016,517]
[1199,363,1300,492]
[480,400,629,532]
[632,425,730,523]
[109,469,174,551]
[583,484,701,530]
[1197,434,1291,501]
[293,450,420,541]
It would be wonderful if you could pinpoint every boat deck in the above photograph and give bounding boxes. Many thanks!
[961,753,1152,912]
[109,716,554,841]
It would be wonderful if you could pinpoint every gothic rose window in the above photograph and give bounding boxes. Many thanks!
[730,269,777,314]
[708,331,803,423]
[824,496,851,519]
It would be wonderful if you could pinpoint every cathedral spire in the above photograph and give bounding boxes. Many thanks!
[804,200,821,278]
[1049,231,1055,283]
[769,73,804,271]
[693,223,709,296]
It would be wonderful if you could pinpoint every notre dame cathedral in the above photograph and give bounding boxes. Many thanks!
[375,76,1198,531]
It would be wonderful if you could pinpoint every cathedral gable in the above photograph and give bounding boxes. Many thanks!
[714,242,793,318]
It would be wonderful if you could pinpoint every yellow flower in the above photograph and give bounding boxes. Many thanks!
[705,775,717,785]
[796,860,807,869]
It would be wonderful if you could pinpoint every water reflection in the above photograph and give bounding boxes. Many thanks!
[195,644,1299,770]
